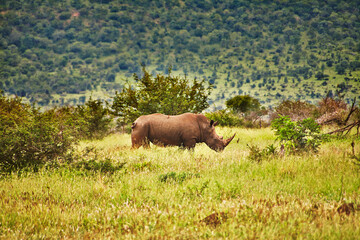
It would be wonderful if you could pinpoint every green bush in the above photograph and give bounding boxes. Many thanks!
[0,93,113,173]
[49,99,113,140]
[204,110,243,127]
[75,97,112,139]
[225,95,261,113]
[0,95,76,173]
[271,115,324,153]
[205,109,266,128]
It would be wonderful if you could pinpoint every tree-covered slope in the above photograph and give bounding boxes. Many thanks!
[1,0,359,108]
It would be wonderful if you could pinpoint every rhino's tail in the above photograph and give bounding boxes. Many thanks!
[131,122,137,129]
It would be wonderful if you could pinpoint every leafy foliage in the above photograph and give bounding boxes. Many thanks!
[0,93,113,173]
[0,94,75,173]
[45,98,112,140]
[226,95,261,113]
[76,97,112,139]
[112,67,212,124]
[271,115,324,153]
[204,110,244,127]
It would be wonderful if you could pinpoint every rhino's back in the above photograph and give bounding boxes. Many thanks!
[136,113,198,126]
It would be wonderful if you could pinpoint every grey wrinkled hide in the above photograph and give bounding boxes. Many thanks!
[131,113,235,151]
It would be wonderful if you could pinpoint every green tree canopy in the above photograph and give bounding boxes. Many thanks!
[225,95,260,113]
[112,67,212,124]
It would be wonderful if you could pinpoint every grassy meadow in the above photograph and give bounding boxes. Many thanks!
[1,127,360,239]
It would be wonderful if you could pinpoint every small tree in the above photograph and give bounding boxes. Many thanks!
[112,66,212,124]
[225,95,260,113]
[76,97,112,139]
[271,115,324,153]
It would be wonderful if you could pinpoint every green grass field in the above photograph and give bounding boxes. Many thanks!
[1,128,360,239]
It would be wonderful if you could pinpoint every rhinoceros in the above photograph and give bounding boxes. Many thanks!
[131,113,235,151]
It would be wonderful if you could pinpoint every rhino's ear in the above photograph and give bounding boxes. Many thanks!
[210,120,218,127]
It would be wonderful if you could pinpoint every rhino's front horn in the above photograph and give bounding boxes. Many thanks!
[224,133,236,147]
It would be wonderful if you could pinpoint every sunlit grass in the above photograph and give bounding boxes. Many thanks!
[1,128,359,239]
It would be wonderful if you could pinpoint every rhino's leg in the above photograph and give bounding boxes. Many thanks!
[183,139,196,150]
[142,137,150,148]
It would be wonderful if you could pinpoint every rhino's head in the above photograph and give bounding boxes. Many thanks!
[204,120,236,152]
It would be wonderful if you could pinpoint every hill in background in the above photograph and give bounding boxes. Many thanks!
[1,0,359,109]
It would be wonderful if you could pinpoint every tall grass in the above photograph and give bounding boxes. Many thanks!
[0,128,359,239]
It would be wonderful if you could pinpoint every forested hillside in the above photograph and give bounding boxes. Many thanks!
[1,0,359,108]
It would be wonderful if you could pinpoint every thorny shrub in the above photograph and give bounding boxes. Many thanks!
[315,96,348,125]
[275,100,317,122]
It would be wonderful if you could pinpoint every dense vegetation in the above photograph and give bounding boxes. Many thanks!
[0,91,111,173]
[2,86,359,173]
[1,0,359,108]
[1,83,360,238]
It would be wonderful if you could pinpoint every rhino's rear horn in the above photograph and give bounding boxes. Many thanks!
[224,133,236,147]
